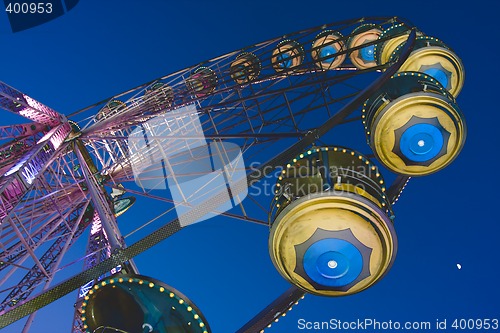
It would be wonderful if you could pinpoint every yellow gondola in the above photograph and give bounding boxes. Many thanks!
[230,52,261,84]
[311,30,346,70]
[389,36,465,97]
[269,147,396,296]
[271,39,304,72]
[187,67,218,97]
[363,72,466,176]
[348,24,382,69]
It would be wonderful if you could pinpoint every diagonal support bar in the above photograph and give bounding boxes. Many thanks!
[236,286,305,333]
[387,175,411,205]
[73,142,123,250]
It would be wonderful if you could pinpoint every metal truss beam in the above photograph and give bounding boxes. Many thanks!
[1,122,71,221]
[0,202,91,312]
[0,82,65,126]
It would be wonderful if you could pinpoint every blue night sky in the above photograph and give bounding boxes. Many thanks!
[1,1,499,332]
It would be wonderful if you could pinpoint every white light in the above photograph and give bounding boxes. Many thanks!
[457,263,462,270]
[327,260,338,269]
[90,214,103,235]
[417,140,425,147]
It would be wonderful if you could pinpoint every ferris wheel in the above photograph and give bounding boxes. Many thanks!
[0,16,465,333]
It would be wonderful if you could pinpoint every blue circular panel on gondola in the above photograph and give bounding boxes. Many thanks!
[399,123,444,162]
[320,45,337,63]
[277,53,293,68]
[303,238,363,287]
[360,44,375,62]
[233,65,246,80]
[422,67,449,89]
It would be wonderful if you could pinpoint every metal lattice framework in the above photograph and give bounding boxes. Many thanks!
[0,17,424,332]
